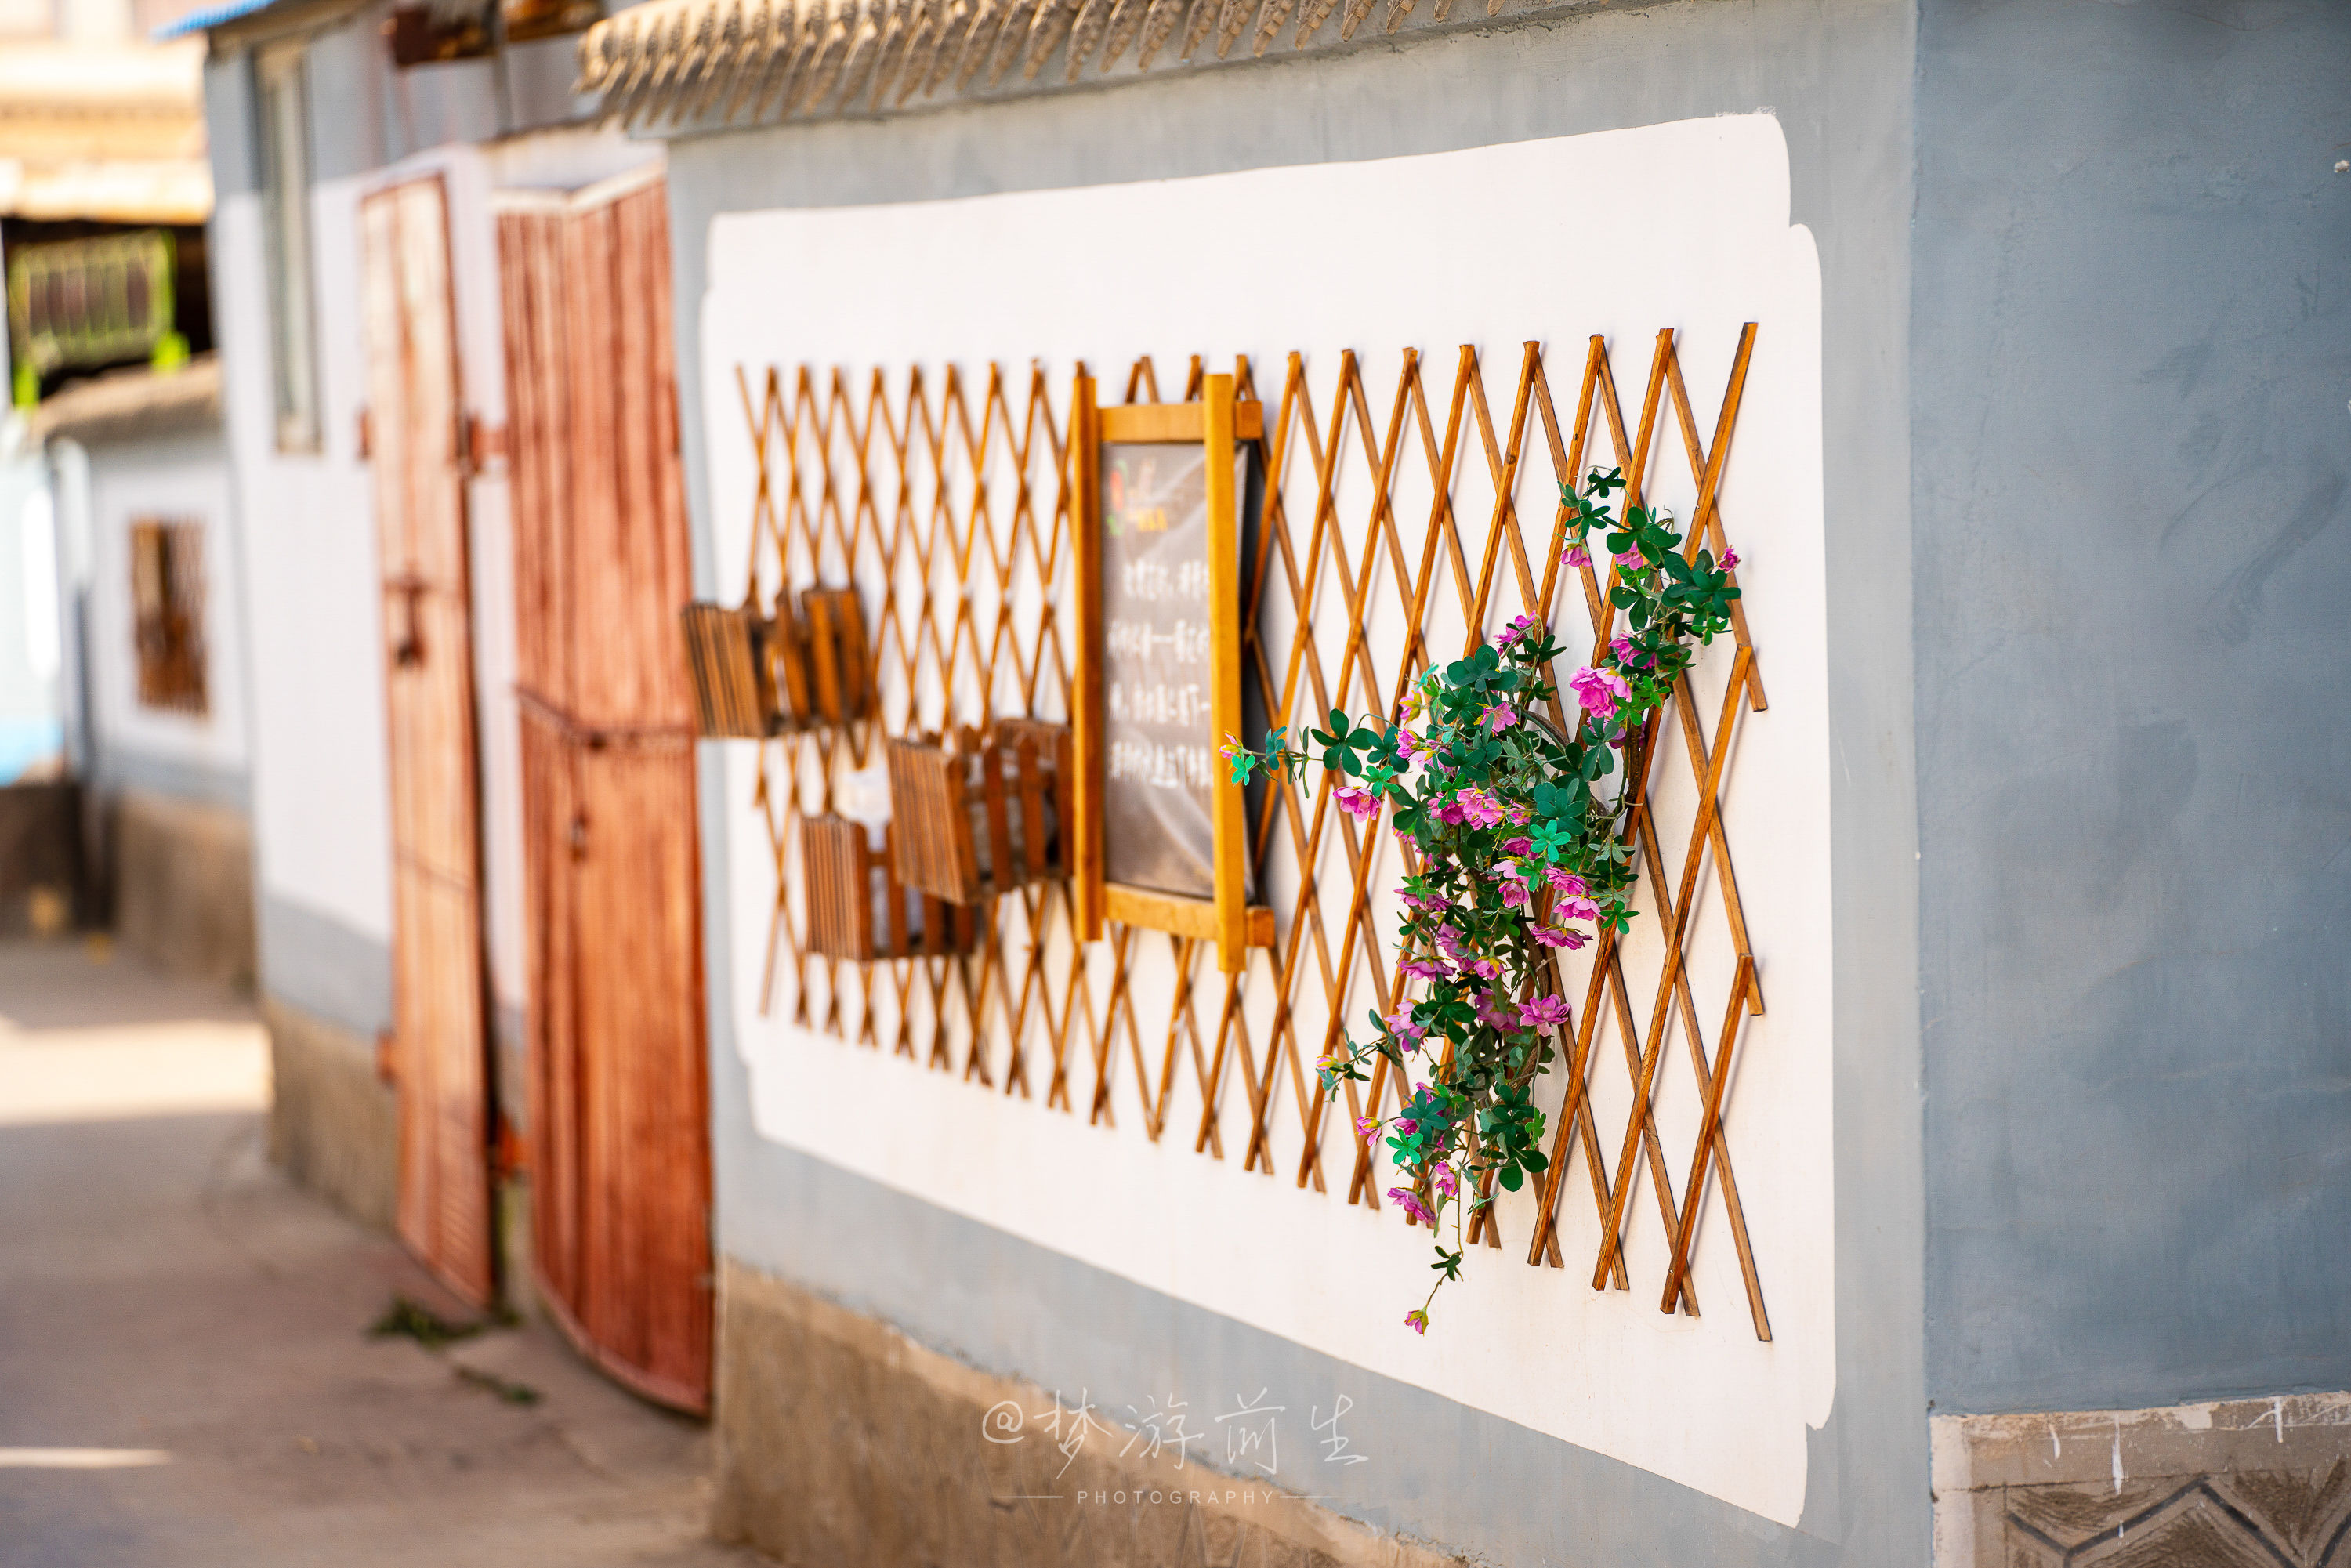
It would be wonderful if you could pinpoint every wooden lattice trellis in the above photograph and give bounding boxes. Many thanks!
[734,330,1773,1335]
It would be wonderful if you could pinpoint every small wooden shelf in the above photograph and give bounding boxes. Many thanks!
[681,585,872,739]
[801,815,975,961]
[680,601,776,737]
[885,719,1071,906]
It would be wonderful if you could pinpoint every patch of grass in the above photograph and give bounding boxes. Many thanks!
[455,1366,542,1406]
[368,1295,487,1350]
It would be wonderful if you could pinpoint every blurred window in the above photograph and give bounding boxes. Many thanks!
[255,42,320,454]
[5,230,183,404]
[129,517,206,715]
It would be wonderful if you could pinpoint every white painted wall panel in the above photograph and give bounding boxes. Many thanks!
[700,117,1831,1522]
[217,185,393,943]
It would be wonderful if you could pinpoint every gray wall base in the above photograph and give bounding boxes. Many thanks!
[264,994,397,1233]
[113,788,255,988]
[715,1255,1491,1568]
[1933,1395,2351,1567]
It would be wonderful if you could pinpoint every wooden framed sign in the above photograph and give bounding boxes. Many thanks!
[1070,370,1271,974]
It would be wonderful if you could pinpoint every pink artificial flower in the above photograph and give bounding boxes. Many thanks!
[1432,1163,1459,1198]
[1393,1118,1418,1135]
[1545,867,1588,896]
[1507,803,1531,826]
[1614,546,1645,569]
[1474,990,1516,1030]
[1531,924,1578,948]
[1334,784,1380,820]
[1502,835,1534,856]
[1569,665,1631,721]
[1398,888,1446,914]
[1395,728,1421,760]
[1455,790,1505,830]
[1610,635,1654,670]
[1500,880,1530,911]
[1721,547,1741,570]
[1400,957,1448,982]
[1434,925,1468,961]
[1484,703,1519,735]
[1518,995,1572,1030]
[1389,1189,1437,1226]
[1550,925,1591,950]
[1494,614,1538,647]
[1559,896,1600,922]
[1404,1309,1430,1334]
[1355,1116,1378,1140]
[1433,798,1468,826]
[1467,957,1501,980]
[1384,1006,1427,1048]
[1562,542,1591,568]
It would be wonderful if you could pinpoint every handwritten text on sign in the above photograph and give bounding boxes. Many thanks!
[1099,441,1224,898]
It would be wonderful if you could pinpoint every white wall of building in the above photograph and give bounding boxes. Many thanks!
[219,118,661,1021]
[73,435,247,795]
[701,116,1832,1525]
[216,181,394,951]
[0,447,61,780]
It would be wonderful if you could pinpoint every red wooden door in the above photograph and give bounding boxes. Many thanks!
[360,176,498,1308]
[497,168,711,1412]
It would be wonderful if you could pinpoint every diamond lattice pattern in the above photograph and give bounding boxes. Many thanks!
[735,331,1772,1335]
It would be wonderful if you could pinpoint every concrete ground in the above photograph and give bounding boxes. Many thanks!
[0,940,765,1568]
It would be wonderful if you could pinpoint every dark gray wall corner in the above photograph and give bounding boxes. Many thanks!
[675,0,1925,1559]
[1914,0,2351,1415]
[203,56,260,201]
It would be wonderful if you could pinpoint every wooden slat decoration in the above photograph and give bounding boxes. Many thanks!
[800,585,872,724]
[681,600,778,736]
[737,335,1773,1335]
[679,585,869,735]
[883,719,1070,904]
[802,814,976,961]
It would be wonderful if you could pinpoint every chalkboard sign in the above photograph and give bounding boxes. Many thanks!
[1098,440,1237,900]
[1070,371,1268,972]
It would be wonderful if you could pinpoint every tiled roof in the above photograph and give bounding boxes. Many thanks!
[574,0,1591,128]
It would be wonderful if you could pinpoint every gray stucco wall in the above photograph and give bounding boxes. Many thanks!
[1914,0,2351,1416]
[204,2,509,189]
[668,0,1923,1559]
[258,892,392,1037]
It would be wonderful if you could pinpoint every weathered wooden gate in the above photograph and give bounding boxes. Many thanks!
[360,175,498,1307]
[495,168,712,1412]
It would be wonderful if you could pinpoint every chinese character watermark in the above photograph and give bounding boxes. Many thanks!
[1120,1392,1205,1469]
[1215,1387,1283,1476]
[1311,1395,1371,1467]
[980,1382,1373,1499]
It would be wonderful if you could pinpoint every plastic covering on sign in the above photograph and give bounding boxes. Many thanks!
[1098,440,1253,900]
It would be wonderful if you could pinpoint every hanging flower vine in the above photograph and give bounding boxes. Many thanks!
[1223,468,1743,1334]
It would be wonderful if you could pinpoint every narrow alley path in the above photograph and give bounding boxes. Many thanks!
[0,940,762,1568]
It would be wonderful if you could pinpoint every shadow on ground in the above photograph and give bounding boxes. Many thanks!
[0,939,766,1568]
